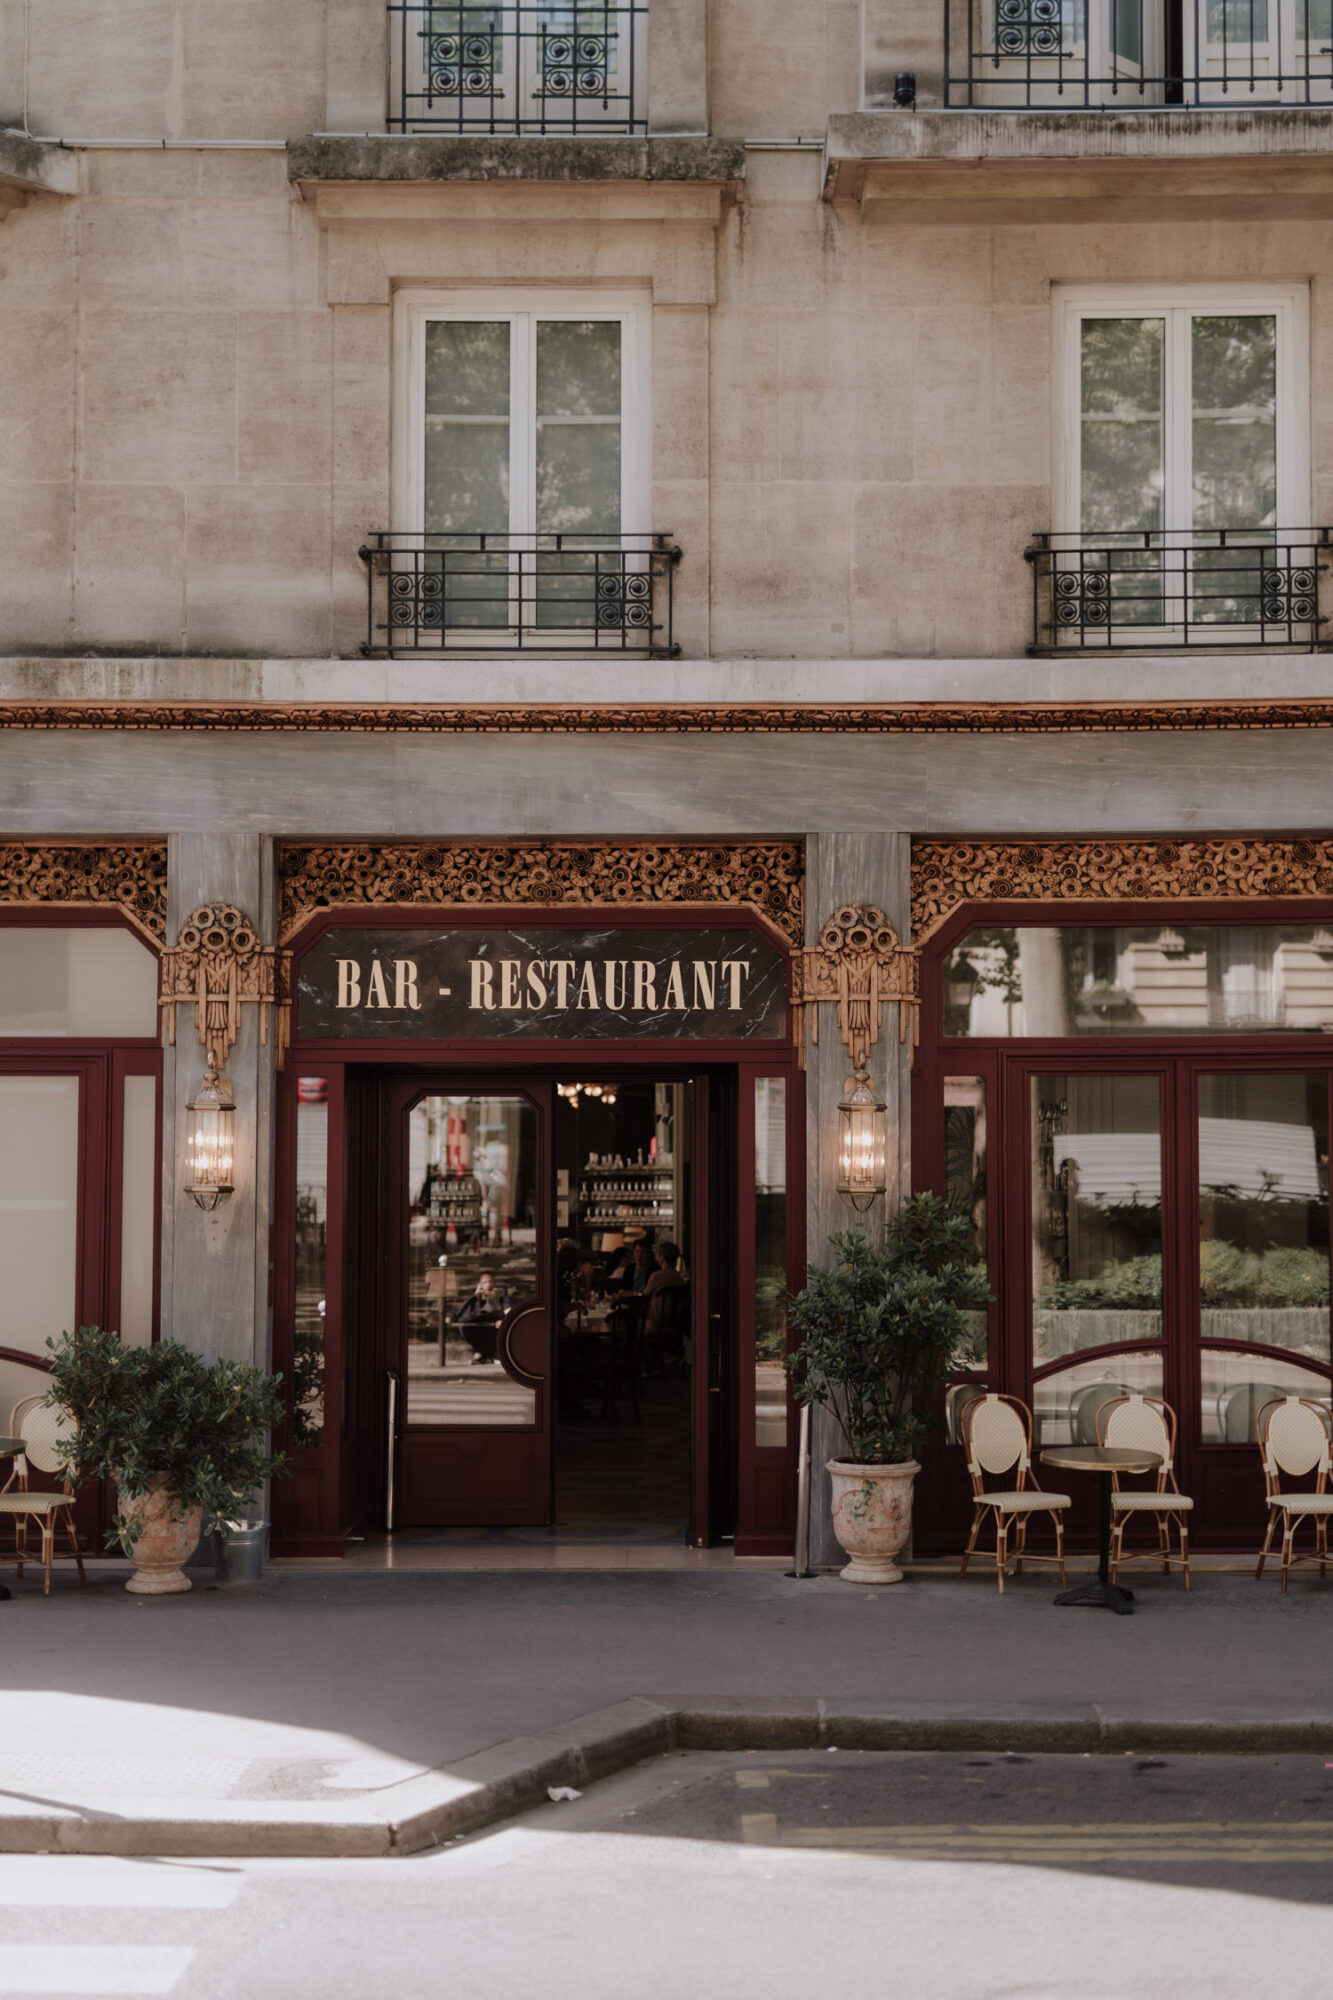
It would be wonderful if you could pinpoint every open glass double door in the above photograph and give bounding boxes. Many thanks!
[372,1071,735,1546]
[933,1052,1332,1547]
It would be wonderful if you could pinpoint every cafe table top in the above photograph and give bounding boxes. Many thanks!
[1040,1444,1162,1477]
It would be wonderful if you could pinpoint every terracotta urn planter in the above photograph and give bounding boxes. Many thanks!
[827,1458,920,1584]
[119,1477,205,1595]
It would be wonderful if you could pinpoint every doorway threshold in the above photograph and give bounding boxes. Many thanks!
[275,1527,790,1572]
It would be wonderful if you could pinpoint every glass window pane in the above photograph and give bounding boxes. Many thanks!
[944,1075,988,1372]
[1207,0,1270,43]
[1032,1075,1164,1371]
[1201,1349,1331,1443]
[0,928,158,1038]
[424,321,511,628]
[1191,316,1276,533]
[1033,1350,1165,1449]
[407,1094,538,1427]
[294,1078,329,1449]
[0,1075,79,1362]
[1198,1074,1330,1376]
[119,1074,156,1347]
[754,1076,788,1451]
[1080,318,1164,535]
[944,925,1333,1037]
[536,320,622,537]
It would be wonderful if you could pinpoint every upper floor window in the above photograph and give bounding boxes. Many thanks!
[1027,284,1325,649]
[946,0,1333,107]
[366,288,677,656]
[389,2,649,134]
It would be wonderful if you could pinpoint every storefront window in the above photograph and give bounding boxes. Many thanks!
[1031,1073,1164,1371]
[754,1076,788,1450]
[406,1094,538,1427]
[0,1074,80,1369]
[119,1074,157,1346]
[944,924,1333,1037]
[0,927,158,1037]
[1034,1351,1165,1450]
[944,1075,988,1377]
[293,1078,329,1449]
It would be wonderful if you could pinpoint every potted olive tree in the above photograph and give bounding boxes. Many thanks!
[45,1326,285,1595]
[786,1195,989,1584]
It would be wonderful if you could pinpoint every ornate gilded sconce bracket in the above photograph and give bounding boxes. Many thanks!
[159,904,291,1069]
[793,903,920,1063]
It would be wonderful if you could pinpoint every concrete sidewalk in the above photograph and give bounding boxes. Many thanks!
[1,1563,1331,1857]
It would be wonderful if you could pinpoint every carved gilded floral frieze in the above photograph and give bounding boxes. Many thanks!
[911,837,1333,945]
[0,841,167,943]
[795,904,919,1057]
[160,903,290,1067]
[278,840,806,948]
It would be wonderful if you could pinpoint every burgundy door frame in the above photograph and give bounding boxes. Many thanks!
[272,907,805,1558]
[913,898,1333,1553]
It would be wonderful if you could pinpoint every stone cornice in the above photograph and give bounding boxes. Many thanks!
[4,699,1333,735]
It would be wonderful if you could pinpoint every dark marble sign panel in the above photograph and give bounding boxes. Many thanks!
[296,925,789,1043]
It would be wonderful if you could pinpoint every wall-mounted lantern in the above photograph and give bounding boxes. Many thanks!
[837,1053,886,1212]
[184,1055,235,1211]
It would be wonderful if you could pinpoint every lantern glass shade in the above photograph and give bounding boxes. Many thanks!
[837,1060,886,1212]
[185,1060,235,1211]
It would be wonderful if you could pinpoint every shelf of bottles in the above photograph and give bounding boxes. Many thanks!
[577,1152,675,1232]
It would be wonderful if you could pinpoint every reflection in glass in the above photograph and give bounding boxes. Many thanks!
[0,1075,79,1361]
[944,924,1333,1037]
[293,1079,329,1449]
[944,1075,989,1372]
[1033,1350,1164,1449]
[406,1095,538,1427]
[1197,1075,1330,1387]
[0,927,158,1038]
[1031,1074,1163,1369]
[536,320,622,629]
[119,1075,157,1348]
[1201,1348,1331,1443]
[755,1076,788,1450]
[424,320,511,628]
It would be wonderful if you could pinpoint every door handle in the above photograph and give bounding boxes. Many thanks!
[708,1314,723,1394]
[385,1369,400,1534]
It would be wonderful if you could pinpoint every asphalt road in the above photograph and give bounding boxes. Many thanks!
[4,1751,1333,1999]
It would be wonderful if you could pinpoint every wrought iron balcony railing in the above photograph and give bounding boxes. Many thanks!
[387,3,648,134]
[945,0,1333,105]
[359,531,680,656]
[1026,529,1332,651]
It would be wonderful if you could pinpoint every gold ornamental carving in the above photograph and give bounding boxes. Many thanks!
[912,836,1333,944]
[0,841,167,943]
[278,840,806,948]
[796,904,919,1059]
[159,904,290,1068]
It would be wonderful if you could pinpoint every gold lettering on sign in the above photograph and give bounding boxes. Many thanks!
[365,961,391,1008]
[633,961,657,1010]
[576,962,600,1010]
[500,961,522,1010]
[470,962,495,1010]
[551,960,576,1009]
[336,960,361,1009]
[394,960,421,1010]
[664,963,686,1010]
[692,962,716,1009]
[604,961,628,1009]
[526,962,548,1009]
[724,960,749,1009]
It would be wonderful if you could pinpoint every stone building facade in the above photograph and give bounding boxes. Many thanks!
[2,0,1333,1564]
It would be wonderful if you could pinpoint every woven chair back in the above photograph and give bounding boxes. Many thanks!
[1100,1394,1173,1471]
[964,1394,1029,1479]
[11,1395,75,1478]
[1260,1397,1331,1482]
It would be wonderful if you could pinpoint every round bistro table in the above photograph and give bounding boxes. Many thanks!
[1039,1443,1163,1616]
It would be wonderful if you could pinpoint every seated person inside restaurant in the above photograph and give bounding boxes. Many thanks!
[454,1268,512,1364]
[606,1237,655,1301]
[643,1240,688,1360]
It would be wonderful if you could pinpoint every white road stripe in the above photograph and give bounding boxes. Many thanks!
[0,1858,240,1908]
[0,1945,193,1993]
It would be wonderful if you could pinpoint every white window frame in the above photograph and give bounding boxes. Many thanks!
[392,285,652,540]
[1052,282,1310,538]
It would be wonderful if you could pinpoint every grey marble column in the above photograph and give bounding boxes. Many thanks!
[161,834,277,1368]
[803,831,913,1567]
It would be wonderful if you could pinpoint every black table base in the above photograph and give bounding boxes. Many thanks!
[1054,1576,1135,1616]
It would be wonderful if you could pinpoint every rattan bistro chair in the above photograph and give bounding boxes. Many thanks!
[0,1396,86,1595]
[1095,1394,1193,1589]
[959,1393,1070,1593]
[1255,1397,1333,1594]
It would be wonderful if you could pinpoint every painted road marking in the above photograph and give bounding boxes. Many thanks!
[738,1818,1333,1863]
[0,1858,240,1908]
[0,1946,194,1993]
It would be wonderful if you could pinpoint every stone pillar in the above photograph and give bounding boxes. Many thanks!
[161,835,277,1369]
[648,0,708,132]
[803,831,913,1567]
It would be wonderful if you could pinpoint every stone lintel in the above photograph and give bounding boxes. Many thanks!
[288,133,746,195]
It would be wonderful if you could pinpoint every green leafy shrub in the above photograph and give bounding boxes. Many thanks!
[1040,1243,1330,1311]
[45,1326,286,1551]
[784,1194,990,1466]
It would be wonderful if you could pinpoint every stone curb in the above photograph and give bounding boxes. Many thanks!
[5,1701,1333,1860]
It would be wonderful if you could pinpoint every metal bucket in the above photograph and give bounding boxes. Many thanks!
[217,1521,265,1585]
